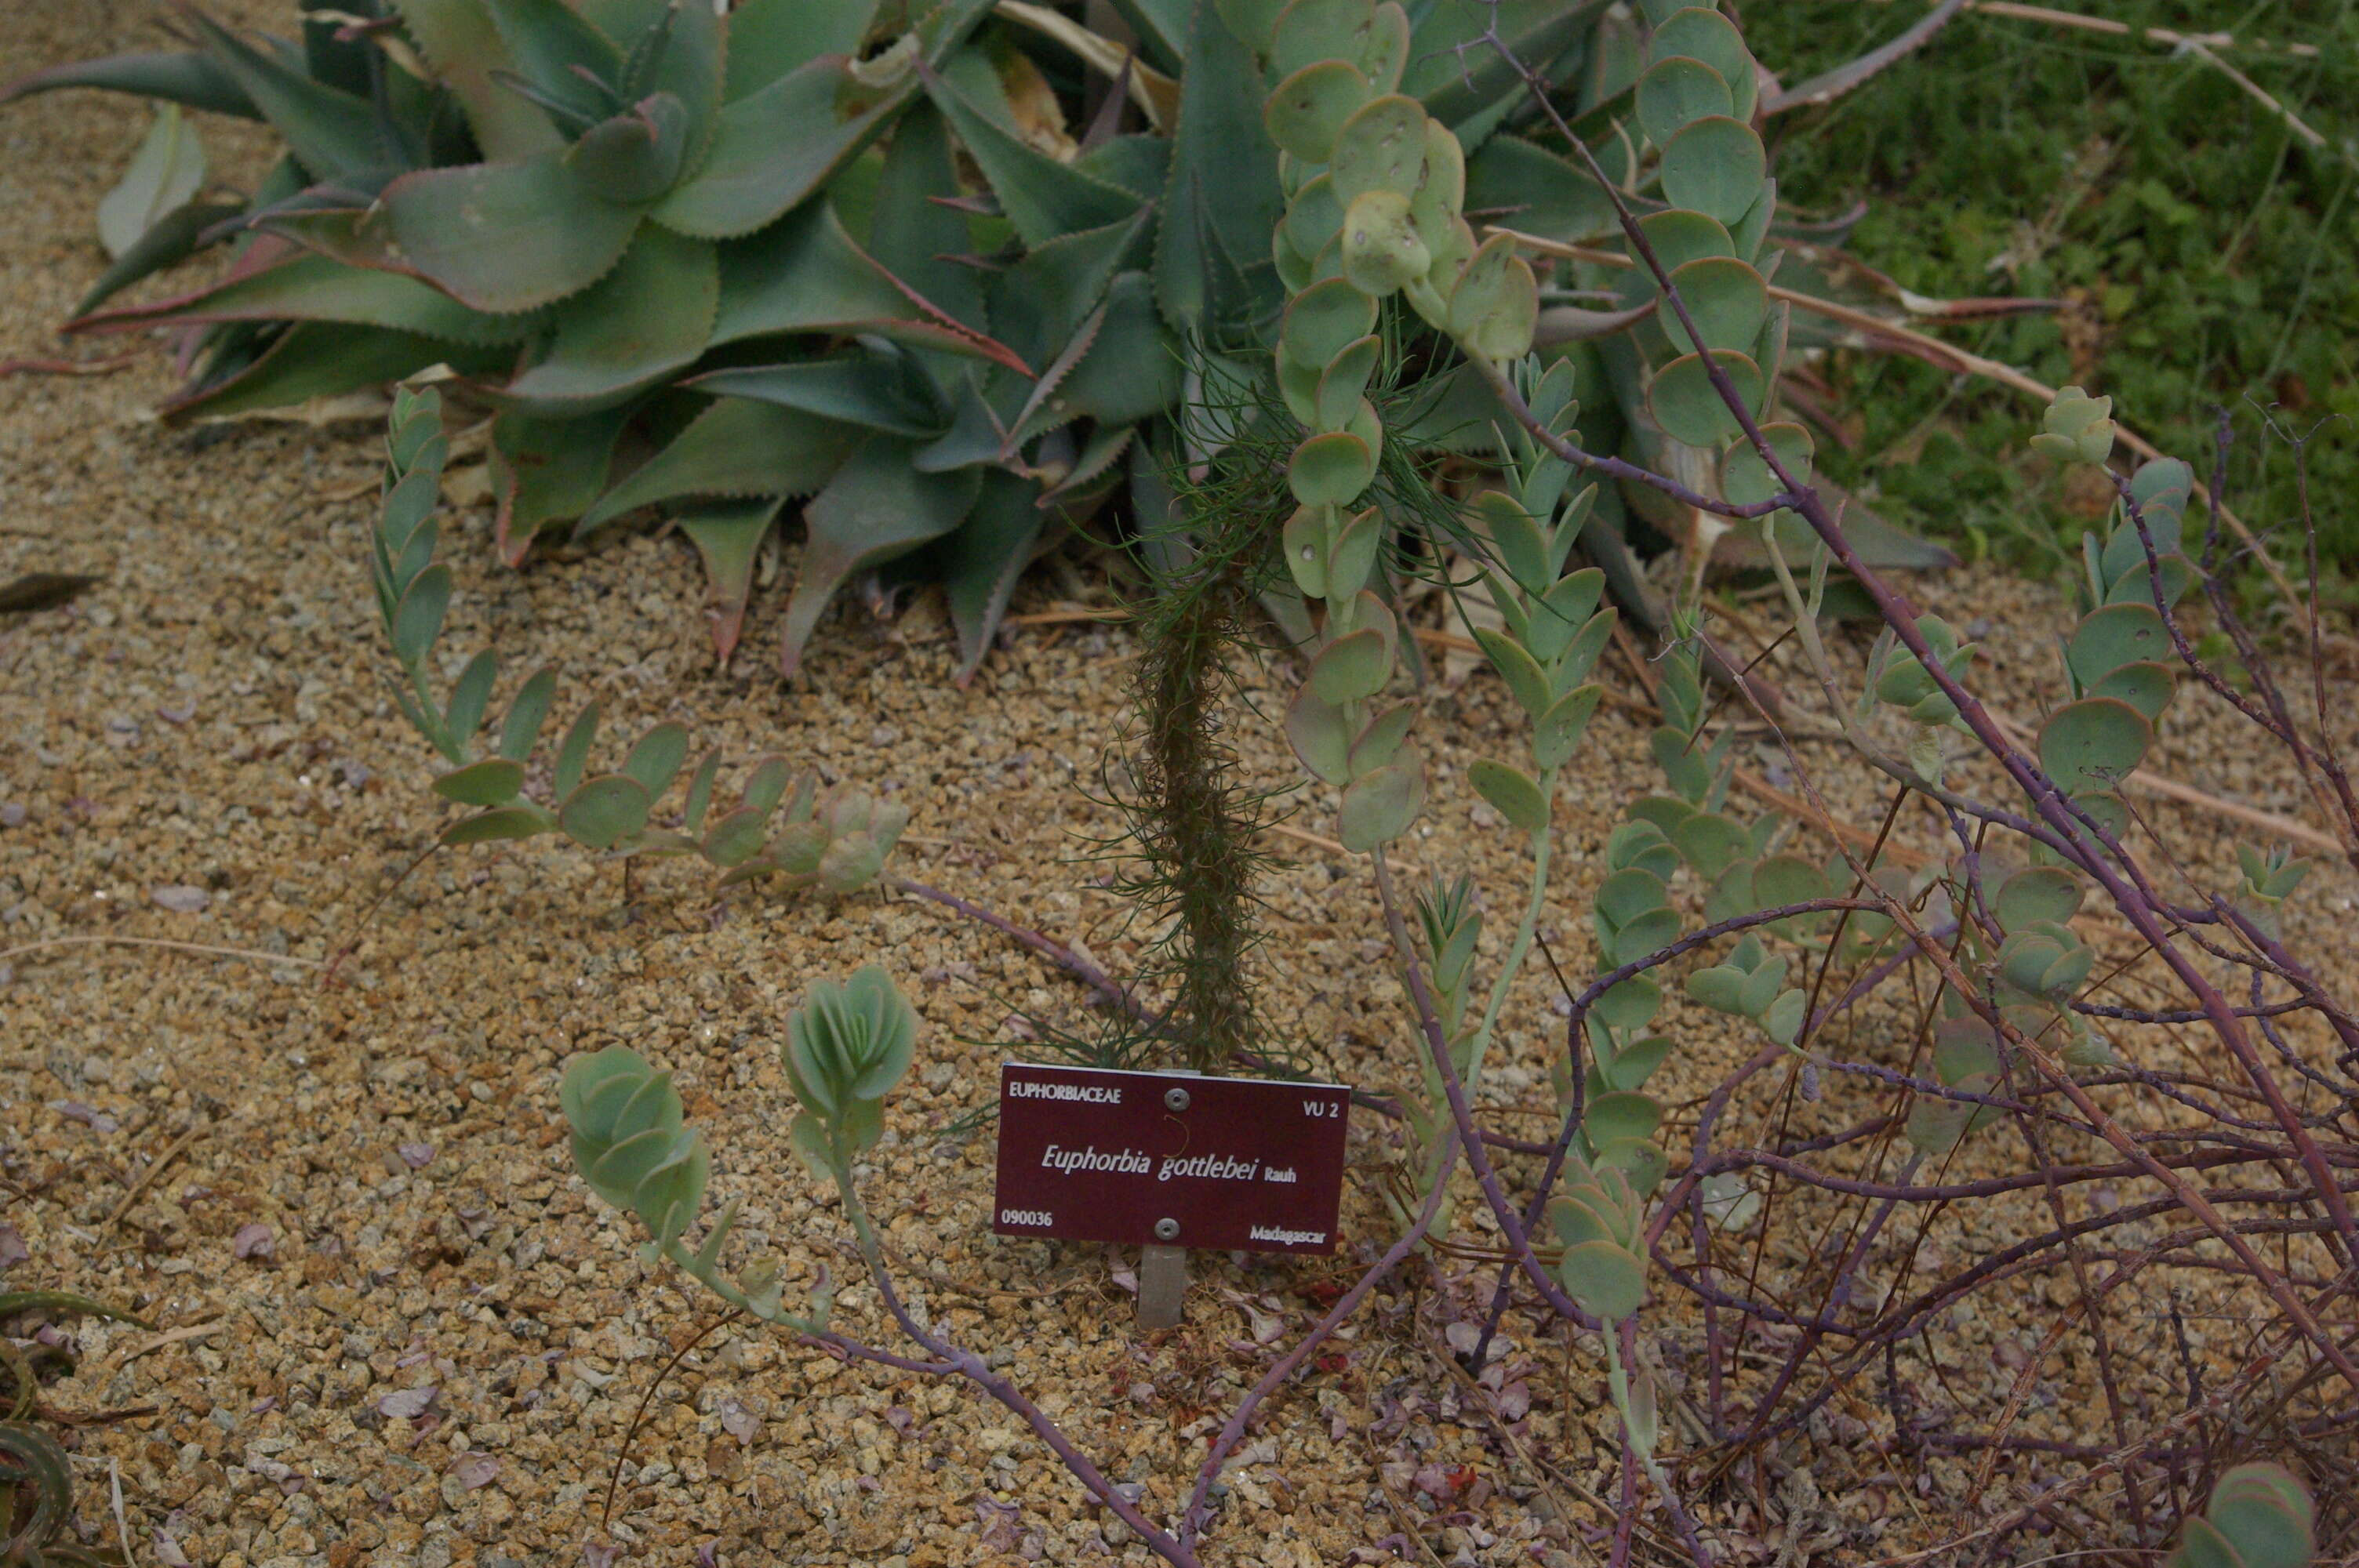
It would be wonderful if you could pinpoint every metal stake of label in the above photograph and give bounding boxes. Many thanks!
[1138,1073,1198,1330]
[1139,1238,1187,1330]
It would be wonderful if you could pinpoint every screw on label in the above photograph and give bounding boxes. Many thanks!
[1164,1087,1191,1112]
[1154,1218,1182,1241]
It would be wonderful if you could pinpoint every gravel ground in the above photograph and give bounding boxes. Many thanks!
[5,5,2355,1567]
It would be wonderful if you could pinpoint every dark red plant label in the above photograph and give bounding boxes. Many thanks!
[992,1064,1353,1254]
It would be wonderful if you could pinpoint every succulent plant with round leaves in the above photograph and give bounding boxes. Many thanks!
[371,387,903,895]
[781,965,920,1179]
[2164,1463,2314,1568]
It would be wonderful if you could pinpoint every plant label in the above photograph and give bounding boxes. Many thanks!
[992,1064,1352,1254]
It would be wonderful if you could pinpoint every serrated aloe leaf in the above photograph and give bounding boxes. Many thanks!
[2038,696,2151,799]
[2,48,258,118]
[1658,114,1763,225]
[434,756,529,806]
[686,353,948,439]
[502,226,717,410]
[677,495,787,665]
[560,773,654,850]
[621,721,691,800]
[711,200,1027,371]
[391,0,565,159]
[181,12,382,179]
[383,151,643,314]
[1410,0,1594,132]
[99,106,208,260]
[491,404,636,563]
[1158,0,1283,331]
[553,702,601,800]
[75,251,528,345]
[577,398,854,536]
[938,469,1045,685]
[566,93,694,205]
[723,0,880,100]
[1649,349,1764,448]
[867,98,986,329]
[73,198,244,318]
[655,54,911,239]
[442,803,558,844]
[497,666,561,761]
[1013,274,1179,441]
[165,325,490,423]
[780,437,983,674]
[923,52,1141,247]
[445,649,500,741]
[1338,753,1426,851]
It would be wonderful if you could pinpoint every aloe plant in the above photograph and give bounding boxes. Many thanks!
[12,0,1975,682]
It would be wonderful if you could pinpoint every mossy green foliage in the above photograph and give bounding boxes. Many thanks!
[1747,2,2359,572]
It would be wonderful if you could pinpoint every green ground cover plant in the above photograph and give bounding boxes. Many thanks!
[1746,0,2359,574]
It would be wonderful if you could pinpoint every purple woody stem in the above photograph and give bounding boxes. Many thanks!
[1484,22,2359,1382]
[1178,1123,1462,1548]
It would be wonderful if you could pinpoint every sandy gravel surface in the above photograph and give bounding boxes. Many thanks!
[5,5,2355,1567]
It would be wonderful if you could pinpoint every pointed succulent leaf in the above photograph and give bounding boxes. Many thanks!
[1532,683,1603,770]
[98,106,208,261]
[497,668,562,762]
[1287,686,1354,786]
[503,225,718,410]
[383,152,643,314]
[552,701,601,801]
[779,437,982,676]
[1470,758,1549,833]
[621,721,691,800]
[444,650,500,742]
[434,757,529,807]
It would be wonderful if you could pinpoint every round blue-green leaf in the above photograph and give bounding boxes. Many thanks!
[1596,866,1670,927]
[1329,93,1428,203]
[2037,697,2151,798]
[1719,420,1811,506]
[1337,754,1425,851]
[1662,255,1765,356]
[1995,866,2082,931]
[1264,59,1370,165]
[1751,853,1830,910]
[1658,115,1765,225]
[1289,431,1377,507]
[433,757,528,807]
[1557,1240,1648,1323]
[2066,603,2170,686]
[1341,188,1430,296]
[1673,810,1750,878]
[2090,660,2174,724]
[558,772,654,850]
[1648,6,1757,121]
[1281,276,1380,368]
[1637,56,1730,147]
[1309,625,1392,703]
[1637,208,1735,273]
[1594,975,1662,1033]
[1649,349,1763,447]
